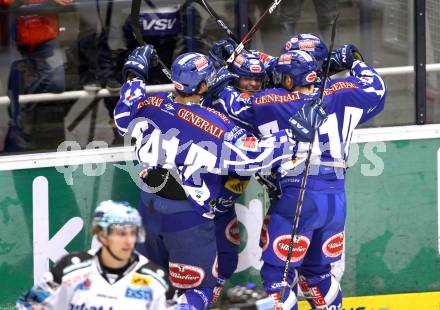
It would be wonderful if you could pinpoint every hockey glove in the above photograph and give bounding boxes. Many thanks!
[209,39,237,68]
[289,98,327,142]
[206,67,238,99]
[255,172,281,202]
[122,44,158,81]
[329,44,364,75]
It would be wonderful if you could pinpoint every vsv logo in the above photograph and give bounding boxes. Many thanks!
[142,18,177,31]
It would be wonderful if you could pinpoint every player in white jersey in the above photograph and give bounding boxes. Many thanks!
[16,200,169,310]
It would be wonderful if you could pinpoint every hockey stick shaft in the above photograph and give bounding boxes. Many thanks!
[276,13,340,308]
[194,0,239,43]
[226,0,284,64]
[318,13,340,100]
[130,0,172,81]
[130,0,143,46]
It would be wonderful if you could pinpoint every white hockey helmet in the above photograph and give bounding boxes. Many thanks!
[92,200,145,242]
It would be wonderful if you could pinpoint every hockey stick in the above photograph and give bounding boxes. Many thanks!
[225,0,285,65]
[130,0,172,81]
[276,12,340,309]
[194,0,240,43]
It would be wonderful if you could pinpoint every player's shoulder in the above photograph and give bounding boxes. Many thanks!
[183,103,234,127]
[217,85,241,99]
[323,77,361,97]
[134,257,169,290]
[204,106,233,125]
[251,87,302,105]
[253,87,290,98]
[50,251,94,283]
[135,91,174,111]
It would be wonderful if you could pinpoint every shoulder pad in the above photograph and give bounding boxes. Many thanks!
[50,251,93,284]
[136,261,169,290]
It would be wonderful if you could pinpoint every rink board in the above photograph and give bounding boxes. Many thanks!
[0,125,440,308]
[298,291,440,310]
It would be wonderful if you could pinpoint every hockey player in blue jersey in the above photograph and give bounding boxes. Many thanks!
[206,46,328,306]
[257,33,354,303]
[204,44,386,309]
[114,45,326,309]
[206,46,270,303]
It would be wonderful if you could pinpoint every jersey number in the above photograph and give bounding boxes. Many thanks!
[135,126,217,176]
[258,107,363,159]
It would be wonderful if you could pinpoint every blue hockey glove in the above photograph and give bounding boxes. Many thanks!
[122,44,157,81]
[206,67,238,98]
[289,98,327,142]
[329,44,364,74]
[209,39,237,68]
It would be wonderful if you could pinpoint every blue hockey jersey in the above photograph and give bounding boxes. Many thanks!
[114,79,297,217]
[207,60,386,171]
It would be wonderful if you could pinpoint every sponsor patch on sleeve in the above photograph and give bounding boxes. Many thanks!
[235,135,258,151]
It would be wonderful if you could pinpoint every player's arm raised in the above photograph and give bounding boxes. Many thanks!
[326,44,387,124]
[114,45,157,135]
